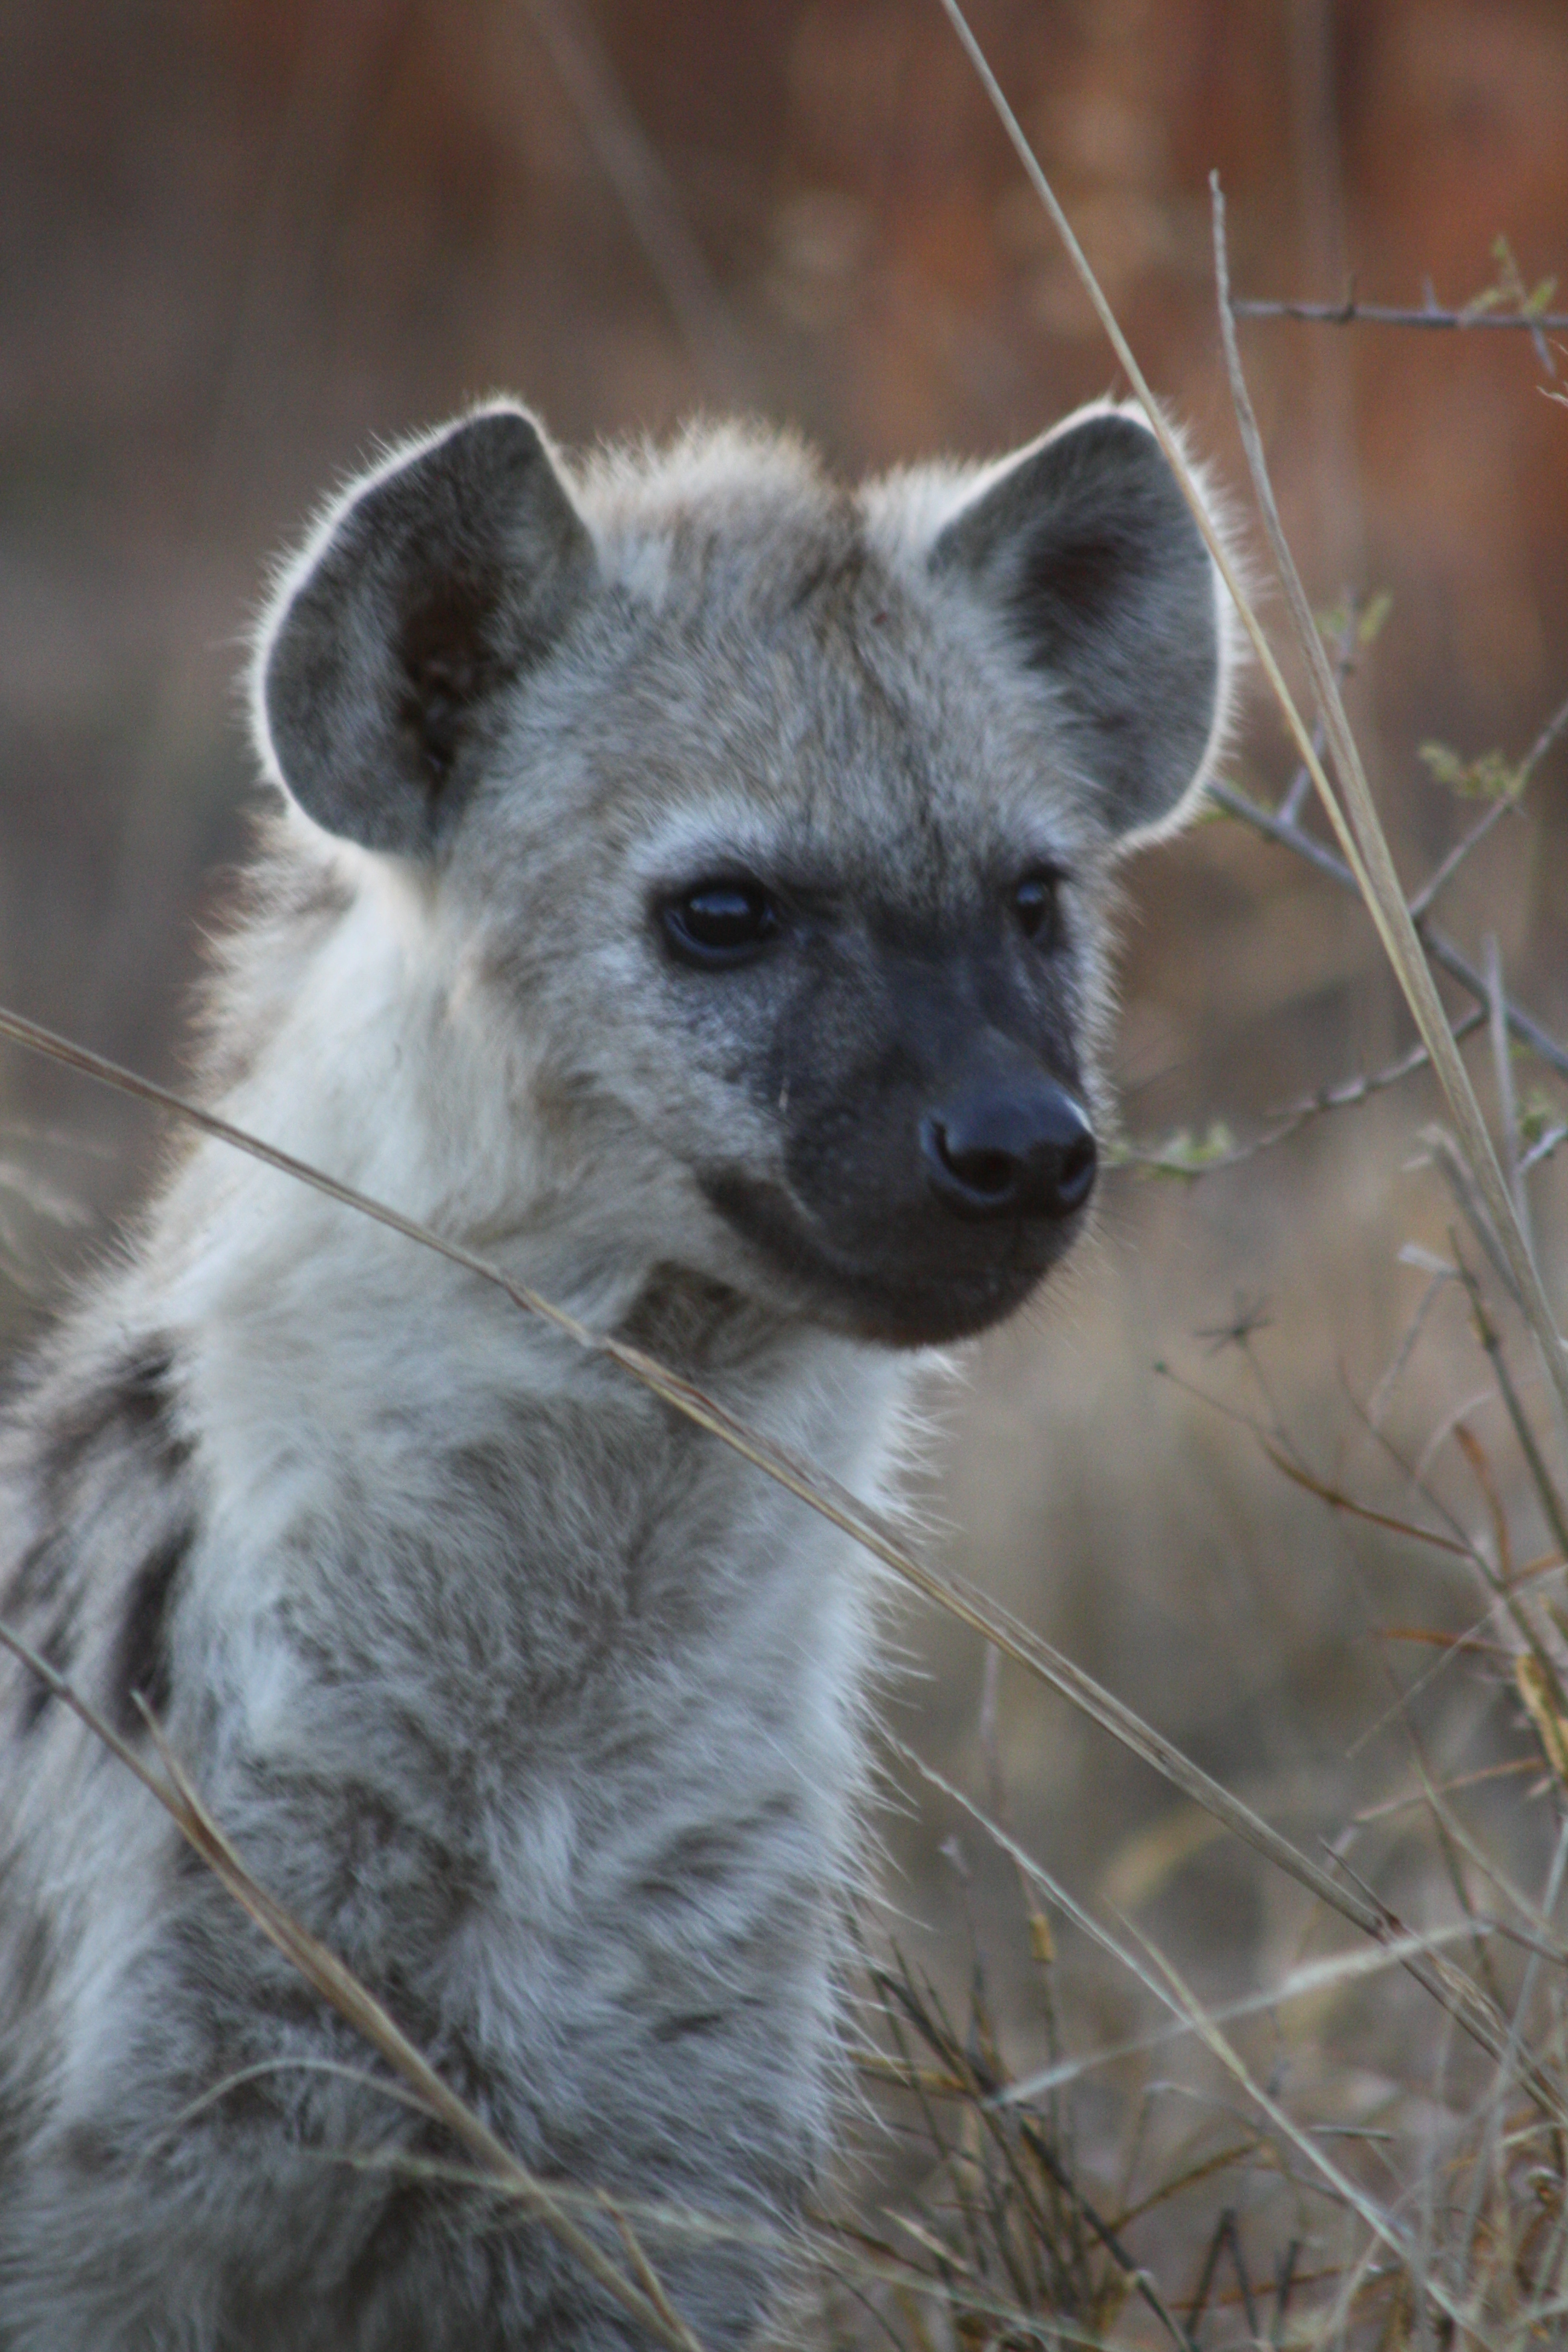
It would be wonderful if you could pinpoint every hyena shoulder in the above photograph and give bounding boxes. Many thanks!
[0,397,1236,2349]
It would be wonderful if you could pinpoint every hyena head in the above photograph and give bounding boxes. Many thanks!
[254,401,1233,1347]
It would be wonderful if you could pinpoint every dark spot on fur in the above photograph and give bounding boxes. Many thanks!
[5,1530,69,1618]
[63,2122,116,2177]
[638,1814,788,1902]
[249,1976,327,2030]
[339,2177,442,2314]
[18,1612,75,1733]
[38,1342,189,1515]
[652,2009,731,2043]
[109,1524,192,1733]
[11,1914,53,2010]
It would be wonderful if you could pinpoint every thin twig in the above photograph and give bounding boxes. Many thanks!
[1277,603,1362,826]
[1522,1123,1568,1177]
[1207,779,1568,1082]
[1406,794,1518,923]
[1408,685,1568,921]
[1231,295,1568,332]
[1123,1010,1485,1177]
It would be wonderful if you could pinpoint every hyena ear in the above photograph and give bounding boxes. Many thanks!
[930,405,1226,846]
[256,407,596,855]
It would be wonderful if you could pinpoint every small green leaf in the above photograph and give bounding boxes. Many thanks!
[1357,589,1394,647]
[1128,1122,1237,1180]
[1520,1088,1564,1146]
[1417,740,1521,800]
[1316,589,1392,653]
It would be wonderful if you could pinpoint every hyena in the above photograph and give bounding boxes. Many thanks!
[0,397,1233,2348]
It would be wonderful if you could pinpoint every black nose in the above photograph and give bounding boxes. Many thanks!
[921,1080,1097,1222]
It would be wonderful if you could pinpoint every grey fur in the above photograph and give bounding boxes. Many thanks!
[0,399,1235,2348]
[264,410,598,853]
[930,407,1221,837]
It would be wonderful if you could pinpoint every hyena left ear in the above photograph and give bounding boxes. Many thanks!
[256,406,597,855]
[930,405,1228,847]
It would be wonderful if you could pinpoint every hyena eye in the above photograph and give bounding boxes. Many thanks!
[1013,867,1065,946]
[661,880,781,968]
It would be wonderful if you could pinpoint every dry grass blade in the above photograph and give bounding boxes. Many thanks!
[933,0,1568,1442]
[518,0,746,399]
[1129,1932,1472,2342]
[867,1955,1195,2351]
[0,1615,708,2352]
[893,1740,1473,2341]
[0,996,1547,2106]
[999,1924,1504,2111]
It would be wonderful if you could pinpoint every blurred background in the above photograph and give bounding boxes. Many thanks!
[4,0,1568,2330]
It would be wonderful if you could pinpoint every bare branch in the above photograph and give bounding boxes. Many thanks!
[1522,1123,1568,1177]
[1408,686,1568,920]
[1231,296,1568,333]
[1207,780,1568,1082]
[1123,1010,1484,1177]
[938,0,1568,1431]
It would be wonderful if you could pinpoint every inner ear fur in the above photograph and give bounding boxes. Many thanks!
[930,407,1223,843]
[258,407,596,855]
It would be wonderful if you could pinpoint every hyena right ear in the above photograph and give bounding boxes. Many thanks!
[929,404,1229,849]
[255,407,597,855]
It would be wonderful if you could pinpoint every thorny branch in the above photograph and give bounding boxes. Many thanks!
[1408,687,1568,921]
[1230,295,1568,333]
[1165,281,1568,1178]
[1230,238,1565,379]
[1210,776,1568,1077]
[1122,1008,1488,1178]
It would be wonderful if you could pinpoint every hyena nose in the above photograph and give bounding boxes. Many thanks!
[921,1082,1097,1222]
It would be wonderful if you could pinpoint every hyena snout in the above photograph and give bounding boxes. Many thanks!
[921,1070,1096,1224]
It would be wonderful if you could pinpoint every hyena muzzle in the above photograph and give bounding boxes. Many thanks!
[0,398,1233,2349]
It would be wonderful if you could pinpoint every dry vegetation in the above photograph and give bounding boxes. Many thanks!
[4,2,1568,2346]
